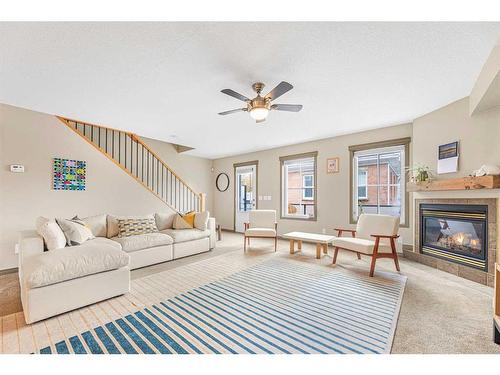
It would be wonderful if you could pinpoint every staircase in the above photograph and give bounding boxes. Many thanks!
[57,116,205,213]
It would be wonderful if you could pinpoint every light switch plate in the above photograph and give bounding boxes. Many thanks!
[10,164,25,173]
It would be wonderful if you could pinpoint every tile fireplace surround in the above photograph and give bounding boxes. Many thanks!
[405,198,497,287]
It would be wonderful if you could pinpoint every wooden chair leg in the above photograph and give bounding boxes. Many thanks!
[356,252,361,260]
[369,255,377,277]
[274,236,277,252]
[390,237,401,272]
[332,247,339,264]
[369,237,380,277]
[247,237,250,245]
[244,236,247,252]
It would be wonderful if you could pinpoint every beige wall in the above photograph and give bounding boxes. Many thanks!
[412,97,500,262]
[140,137,213,213]
[213,123,413,245]
[0,103,212,270]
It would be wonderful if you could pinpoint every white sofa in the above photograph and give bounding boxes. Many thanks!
[18,213,216,323]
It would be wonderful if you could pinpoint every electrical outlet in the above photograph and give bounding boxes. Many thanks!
[322,228,326,234]
[14,243,19,254]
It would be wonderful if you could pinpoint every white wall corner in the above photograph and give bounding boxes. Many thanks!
[470,44,500,116]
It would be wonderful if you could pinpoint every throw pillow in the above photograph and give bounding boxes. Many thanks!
[56,217,95,246]
[35,216,67,250]
[194,211,210,231]
[107,214,155,238]
[173,211,196,229]
[155,212,176,231]
[117,218,158,238]
[78,214,107,237]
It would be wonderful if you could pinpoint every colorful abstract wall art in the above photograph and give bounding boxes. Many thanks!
[53,158,86,191]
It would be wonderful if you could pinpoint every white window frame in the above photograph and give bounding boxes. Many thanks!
[352,144,406,225]
[357,169,368,199]
[280,153,317,221]
[302,174,314,200]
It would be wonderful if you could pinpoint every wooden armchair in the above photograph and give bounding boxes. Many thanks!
[332,214,401,277]
[244,210,278,252]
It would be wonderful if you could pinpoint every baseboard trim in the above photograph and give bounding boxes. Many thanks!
[0,267,18,276]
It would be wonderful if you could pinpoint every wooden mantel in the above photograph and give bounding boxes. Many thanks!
[407,175,500,192]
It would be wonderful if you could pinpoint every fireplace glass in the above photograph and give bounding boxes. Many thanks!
[420,204,487,270]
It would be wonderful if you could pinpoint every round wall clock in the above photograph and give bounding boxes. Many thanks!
[216,173,230,192]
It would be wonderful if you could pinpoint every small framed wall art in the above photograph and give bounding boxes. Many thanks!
[53,158,86,191]
[327,157,340,174]
[437,141,459,174]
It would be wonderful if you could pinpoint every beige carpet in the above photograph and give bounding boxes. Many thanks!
[1,231,499,353]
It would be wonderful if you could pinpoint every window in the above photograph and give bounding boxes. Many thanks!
[302,175,314,200]
[349,138,410,226]
[357,169,368,199]
[280,152,318,220]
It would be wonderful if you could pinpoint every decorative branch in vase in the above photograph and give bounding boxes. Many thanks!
[407,165,433,183]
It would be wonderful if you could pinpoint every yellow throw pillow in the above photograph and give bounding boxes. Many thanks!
[173,211,196,229]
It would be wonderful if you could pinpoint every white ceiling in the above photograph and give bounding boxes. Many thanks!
[1,22,499,159]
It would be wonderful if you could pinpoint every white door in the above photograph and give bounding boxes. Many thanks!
[235,164,257,233]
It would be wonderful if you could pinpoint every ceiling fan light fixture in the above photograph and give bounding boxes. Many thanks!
[249,107,269,121]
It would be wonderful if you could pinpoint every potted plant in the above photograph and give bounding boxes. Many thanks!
[407,165,432,183]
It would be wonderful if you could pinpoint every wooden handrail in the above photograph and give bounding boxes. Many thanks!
[56,115,203,213]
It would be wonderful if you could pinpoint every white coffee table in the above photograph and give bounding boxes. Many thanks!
[282,231,336,259]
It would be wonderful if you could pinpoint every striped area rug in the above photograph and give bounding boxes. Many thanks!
[38,258,406,354]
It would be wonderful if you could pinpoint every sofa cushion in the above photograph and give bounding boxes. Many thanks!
[194,211,210,231]
[79,214,107,237]
[332,237,392,255]
[111,232,173,253]
[23,237,129,288]
[245,228,277,237]
[107,214,155,238]
[155,212,176,231]
[161,228,210,243]
[35,216,67,251]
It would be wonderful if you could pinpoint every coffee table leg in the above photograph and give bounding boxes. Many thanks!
[323,243,328,254]
[316,243,321,259]
[289,240,295,254]
[298,240,302,250]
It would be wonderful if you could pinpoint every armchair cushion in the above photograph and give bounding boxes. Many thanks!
[332,237,392,255]
[356,214,400,240]
[245,228,277,237]
[249,210,277,229]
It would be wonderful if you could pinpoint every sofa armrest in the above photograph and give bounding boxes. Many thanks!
[208,218,216,249]
[18,231,44,265]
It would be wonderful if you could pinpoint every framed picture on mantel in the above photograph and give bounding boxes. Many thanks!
[327,157,339,174]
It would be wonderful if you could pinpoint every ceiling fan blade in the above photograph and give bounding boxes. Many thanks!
[221,89,250,102]
[218,108,247,115]
[265,81,293,101]
[256,118,266,124]
[271,104,303,112]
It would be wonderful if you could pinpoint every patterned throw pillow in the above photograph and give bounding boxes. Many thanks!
[117,218,158,238]
[173,211,196,229]
[56,217,95,246]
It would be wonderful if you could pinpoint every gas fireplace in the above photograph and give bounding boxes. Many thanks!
[420,203,488,271]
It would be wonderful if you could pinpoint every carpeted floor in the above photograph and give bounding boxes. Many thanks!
[1,231,499,353]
